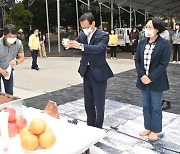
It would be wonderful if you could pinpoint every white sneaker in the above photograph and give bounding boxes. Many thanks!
[172,61,176,63]
[110,57,113,60]
[114,57,117,60]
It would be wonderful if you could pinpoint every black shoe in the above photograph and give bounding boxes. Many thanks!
[162,100,171,110]
[31,67,39,70]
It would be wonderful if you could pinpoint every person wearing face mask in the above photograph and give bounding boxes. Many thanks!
[172,23,180,63]
[0,24,24,95]
[129,27,139,59]
[62,12,114,129]
[108,29,118,60]
[139,26,146,41]
[135,17,171,141]
[28,29,40,70]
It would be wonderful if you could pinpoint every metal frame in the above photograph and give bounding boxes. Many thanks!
[55,0,180,52]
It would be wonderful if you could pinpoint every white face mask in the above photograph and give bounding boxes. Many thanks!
[133,30,136,32]
[145,29,155,37]
[111,31,114,34]
[7,38,17,44]
[175,26,179,30]
[83,27,93,36]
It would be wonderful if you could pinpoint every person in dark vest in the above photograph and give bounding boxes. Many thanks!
[38,31,47,58]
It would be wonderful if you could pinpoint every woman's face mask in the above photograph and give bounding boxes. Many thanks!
[6,38,17,44]
[111,31,114,34]
[145,29,155,37]
[83,26,93,36]
[175,25,179,30]
[145,20,158,38]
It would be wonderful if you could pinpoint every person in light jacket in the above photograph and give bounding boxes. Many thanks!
[28,29,40,70]
[172,23,180,62]
[108,29,118,60]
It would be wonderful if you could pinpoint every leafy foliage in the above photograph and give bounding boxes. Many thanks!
[5,2,32,32]
[3,0,155,34]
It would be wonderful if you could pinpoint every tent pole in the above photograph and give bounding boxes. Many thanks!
[167,12,170,29]
[87,0,90,11]
[118,5,122,28]
[99,2,103,30]
[133,9,136,26]
[75,0,80,36]
[45,0,51,53]
[130,0,132,28]
[57,0,60,52]
[111,0,113,29]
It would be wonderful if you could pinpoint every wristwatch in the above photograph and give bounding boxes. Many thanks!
[79,43,84,51]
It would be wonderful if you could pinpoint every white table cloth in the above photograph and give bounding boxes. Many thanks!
[0,106,106,154]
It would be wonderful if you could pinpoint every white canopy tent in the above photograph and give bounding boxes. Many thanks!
[99,0,180,29]
[56,0,180,52]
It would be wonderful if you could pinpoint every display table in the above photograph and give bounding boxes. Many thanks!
[0,106,106,154]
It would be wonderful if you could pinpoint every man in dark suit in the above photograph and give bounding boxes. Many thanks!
[63,12,114,128]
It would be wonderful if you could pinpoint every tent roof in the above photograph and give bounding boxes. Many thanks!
[98,0,180,17]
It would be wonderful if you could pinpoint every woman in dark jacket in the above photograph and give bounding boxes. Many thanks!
[129,27,139,59]
[135,17,171,141]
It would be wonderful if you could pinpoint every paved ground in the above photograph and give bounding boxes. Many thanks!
[59,98,180,154]
[1,52,180,153]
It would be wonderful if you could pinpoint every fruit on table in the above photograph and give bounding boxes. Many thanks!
[8,122,18,137]
[20,118,56,151]
[4,108,16,122]
[39,129,56,149]
[29,118,47,135]
[3,107,27,137]
[20,127,32,138]
[16,117,27,133]
[20,134,39,151]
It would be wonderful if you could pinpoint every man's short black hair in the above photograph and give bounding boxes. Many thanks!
[79,12,95,25]
[146,17,165,34]
[4,24,18,35]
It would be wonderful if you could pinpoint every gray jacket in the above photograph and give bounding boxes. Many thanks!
[172,30,180,44]
[0,38,23,69]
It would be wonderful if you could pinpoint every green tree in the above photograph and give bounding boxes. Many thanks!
[26,0,78,33]
[5,2,32,31]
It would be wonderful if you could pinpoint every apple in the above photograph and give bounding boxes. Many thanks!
[16,117,27,133]
[4,108,16,122]
[8,122,17,137]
